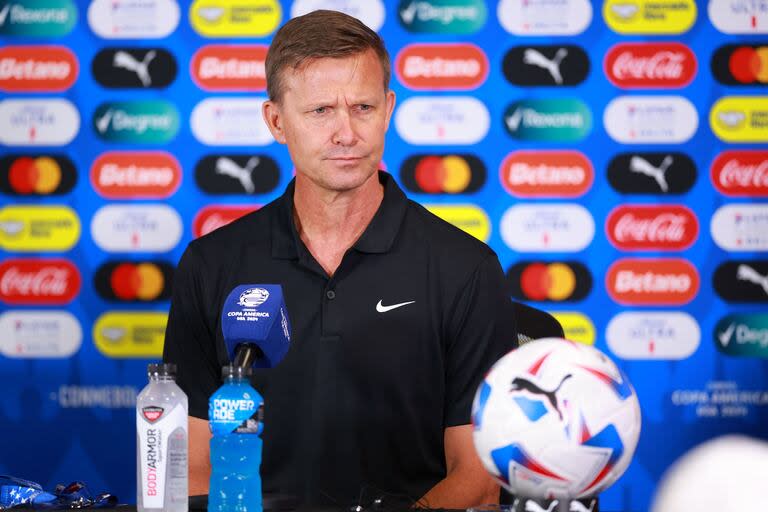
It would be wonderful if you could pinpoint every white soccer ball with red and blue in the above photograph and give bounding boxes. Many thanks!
[472,338,641,500]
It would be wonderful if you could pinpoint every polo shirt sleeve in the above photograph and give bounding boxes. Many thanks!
[443,253,518,427]
[162,243,221,420]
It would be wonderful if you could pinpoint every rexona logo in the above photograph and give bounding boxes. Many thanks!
[606,258,699,306]
[92,48,176,89]
[90,204,182,253]
[603,0,697,34]
[714,260,768,303]
[604,95,698,144]
[88,0,179,39]
[711,96,768,142]
[191,98,273,146]
[195,154,280,195]
[0,0,76,36]
[0,98,79,146]
[0,310,82,358]
[606,205,699,251]
[0,154,76,196]
[497,0,592,36]
[500,204,594,252]
[607,152,697,195]
[290,0,385,31]
[502,45,589,86]
[193,205,259,238]
[398,0,486,34]
[500,150,593,198]
[191,45,267,91]
[93,101,179,143]
[395,97,489,145]
[0,258,80,305]
[91,151,181,199]
[95,260,173,302]
[606,311,700,360]
[93,311,168,358]
[506,261,591,302]
[711,150,768,197]
[711,204,768,251]
[551,312,595,346]
[712,44,768,85]
[400,154,485,194]
[190,0,281,37]
[424,204,490,241]
[504,99,591,142]
[709,0,768,34]
[715,314,768,358]
[0,206,79,252]
[395,43,488,90]
[0,45,77,92]
[605,42,696,89]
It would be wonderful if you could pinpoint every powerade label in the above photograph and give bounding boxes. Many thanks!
[136,403,187,509]
[209,383,263,436]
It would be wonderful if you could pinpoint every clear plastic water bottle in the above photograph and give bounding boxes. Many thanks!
[137,363,188,512]
[208,365,263,512]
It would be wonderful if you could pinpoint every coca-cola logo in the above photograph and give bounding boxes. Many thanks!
[606,258,699,306]
[500,150,593,198]
[193,205,260,238]
[605,42,697,89]
[0,258,81,305]
[606,205,699,251]
[711,150,768,197]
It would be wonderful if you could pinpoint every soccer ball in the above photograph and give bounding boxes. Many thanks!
[472,338,641,500]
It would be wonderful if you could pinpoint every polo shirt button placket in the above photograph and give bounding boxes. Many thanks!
[326,289,336,300]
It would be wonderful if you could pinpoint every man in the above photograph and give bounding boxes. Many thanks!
[163,10,517,508]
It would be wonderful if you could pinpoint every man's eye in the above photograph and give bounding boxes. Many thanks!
[359,104,372,111]
[313,107,327,114]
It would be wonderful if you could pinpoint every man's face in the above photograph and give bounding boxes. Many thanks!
[262,50,396,193]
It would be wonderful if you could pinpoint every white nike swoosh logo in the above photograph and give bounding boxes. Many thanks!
[376,300,415,313]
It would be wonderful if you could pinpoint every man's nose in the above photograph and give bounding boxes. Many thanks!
[332,111,357,146]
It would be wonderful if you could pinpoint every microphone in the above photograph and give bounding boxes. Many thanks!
[220,284,292,369]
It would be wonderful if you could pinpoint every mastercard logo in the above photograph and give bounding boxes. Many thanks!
[94,261,173,302]
[506,261,592,302]
[0,155,76,196]
[193,205,260,238]
[712,44,768,85]
[400,154,485,194]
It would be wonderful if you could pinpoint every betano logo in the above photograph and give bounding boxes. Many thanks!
[92,47,177,89]
[504,99,591,141]
[502,45,590,87]
[711,96,768,142]
[190,0,281,37]
[709,0,768,34]
[606,257,699,306]
[90,204,182,253]
[191,45,267,91]
[0,0,76,37]
[604,42,696,89]
[395,43,488,90]
[0,206,79,252]
[506,260,591,302]
[606,205,699,251]
[497,0,592,36]
[0,45,78,92]
[398,0,486,34]
[95,260,173,302]
[712,44,768,85]
[0,154,76,196]
[607,152,697,195]
[191,98,273,146]
[195,154,280,195]
[91,151,181,199]
[603,0,696,34]
[0,310,81,358]
[551,312,595,345]
[500,150,593,198]
[713,260,768,303]
[93,101,178,143]
[290,0,385,32]
[395,97,489,145]
[711,150,768,197]
[400,154,485,194]
[604,95,698,143]
[500,204,594,252]
[88,0,179,39]
[93,311,168,358]
[715,314,768,358]
[193,205,260,238]
[606,311,700,360]
[424,204,490,241]
[711,204,768,251]
[0,98,79,146]
[0,258,80,305]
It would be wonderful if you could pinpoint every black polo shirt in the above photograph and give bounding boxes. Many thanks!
[163,172,517,506]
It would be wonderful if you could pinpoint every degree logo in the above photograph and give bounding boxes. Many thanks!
[606,258,699,306]
[711,150,768,197]
[504,99,592,142]
[0,1,76,37]
[95,260,173,302]
[604,95,698,144]
[715,314,768,358]
[606,205,699,251]
[190,0,281,38]
[0,98,79,146]
[0,310,81,358]
[605,42,696,89]
[497,0,592,36]
[395,97,489,145]
[423,204,490,241]
[90,204,182,253]
[290,0,385,31]
[500,150,593,198]
[93,311,168,358]
[0,155,76,196]
[91,151,181,199]
[191,98,273,146]
[0,206,80,252]
[195,154,279,195]
[398,0,487,34]
[713,260,768,303]
[606,311,700,360]
[93,101,179,143]
[0,258,80,305]
[88,0,179,39]
[551,312,595,346]
[500,204,594,252]
[92,48,176,89]
[607,152,697,195]
[506,261,591,302]
[711,204,768,251]
[502,45,590,87]
[395,43,488,90]
[191,45,267,91]
[603,0,696,34]
[400,154,485,194]
[709,0,768,34]
[711,96,768,142]
[193,205,259,238]
[0,45,78,92]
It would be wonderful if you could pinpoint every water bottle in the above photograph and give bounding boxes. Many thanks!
[137,363,188,512]
[208,365,263,512]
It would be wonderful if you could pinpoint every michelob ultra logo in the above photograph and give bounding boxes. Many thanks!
[399,154,485,194]
[0,98,79,146]
[551,312,595,346]
[711,96,768,142]
[506,260,592,302]
[715,314,768,358]
[497,0,592,36]
[500,204,595,252]
[93,101,179,143]
[711,204,768,251]
[398,0,486,34]
[603,0,696,34]
[395,43,488,90]
[606,257,699,306]
[709,0,768,34]
[95,260,173,302]
[93,311,168,358]
[606,204,699,251]
[91,151,181,199]
[504,99,592,142]
[0,154,76,196]
[0,206,80,252]
[502,45,590,87]
[711,44,768,85]
[190,0,281,37]
[606,311,700,360]
[191,98,272,146]
[713,260,768,303]
[711,150,768,197]
[91,204,182,253]
[0,258,80,305]
[424,204,490,241]
[604,42,697,89]
[0,310,82,358]
[0,1,77,37]
[191,44,267,91]
[92,48,177,89]
[604,95,698,144]
[607,152,697,195]
[88,0,179,39]
[193,205,259,238]
[0,45,78,92]
[395,97,489,145]
[500,150,593,198]
[290,0,385,31]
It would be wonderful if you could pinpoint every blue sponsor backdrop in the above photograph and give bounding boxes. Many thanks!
[1,1,767,510]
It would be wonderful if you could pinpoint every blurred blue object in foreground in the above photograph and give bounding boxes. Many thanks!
[0,476,117,509]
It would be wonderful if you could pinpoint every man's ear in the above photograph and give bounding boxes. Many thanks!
[383,89,396,130]
[262,100,287,144]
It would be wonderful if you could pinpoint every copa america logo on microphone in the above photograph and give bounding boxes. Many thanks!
[238,287,269,309]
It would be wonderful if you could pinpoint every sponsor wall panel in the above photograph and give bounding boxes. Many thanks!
[0,1,767,510]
